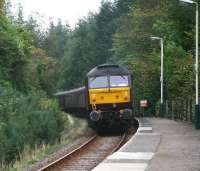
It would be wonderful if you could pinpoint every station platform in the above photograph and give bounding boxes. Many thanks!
[92,118,200,171]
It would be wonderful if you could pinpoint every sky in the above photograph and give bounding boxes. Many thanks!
[11,0,106,28]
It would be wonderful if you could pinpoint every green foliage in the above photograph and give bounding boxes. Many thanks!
[111,0,196,116]
[25,15,45,48]
[0,0,5,13]
[26,48,59,95]
[112,1,165,59]
[60,1,120,89]
[94,1,117,62]
[0,7,65,167]
[42,20,70,59]
[114,0,133,16]
[1,0,199,166]
[0,84,64,164]
[60,15,99,89]
[0,14,32,91]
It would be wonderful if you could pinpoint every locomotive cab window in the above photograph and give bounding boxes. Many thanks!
[89,76,108,89]
[110,75,129,87]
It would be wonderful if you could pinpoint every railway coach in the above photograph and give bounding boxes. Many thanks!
[56,64,134,130]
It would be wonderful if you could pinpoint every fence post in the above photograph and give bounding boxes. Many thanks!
[172,101,174,120]
[186,100,188,121]
[190,100,193,122]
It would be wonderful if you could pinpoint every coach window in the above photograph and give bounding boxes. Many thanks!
[89,76,108,89]
[110,75,129,87]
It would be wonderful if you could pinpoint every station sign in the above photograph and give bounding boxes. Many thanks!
[140,99,148,108]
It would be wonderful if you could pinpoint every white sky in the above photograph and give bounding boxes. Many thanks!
[11,0,107,28]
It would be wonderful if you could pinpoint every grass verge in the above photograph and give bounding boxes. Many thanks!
[5,115,88,171]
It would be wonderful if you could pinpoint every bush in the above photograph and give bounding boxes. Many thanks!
[0,15,32,91]
[0,84,64,165]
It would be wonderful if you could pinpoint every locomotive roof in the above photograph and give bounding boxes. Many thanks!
[55,87,85,96]
[87,64,130,77]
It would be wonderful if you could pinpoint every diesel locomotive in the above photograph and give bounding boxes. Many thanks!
[56,64,134,130]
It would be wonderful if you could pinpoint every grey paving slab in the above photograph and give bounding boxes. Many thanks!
[147,118,200,171]
[92,163,148,171]
[119,133,160,153]
[93,118,200,171]
[92,117,158,171]
[138,118,152,127]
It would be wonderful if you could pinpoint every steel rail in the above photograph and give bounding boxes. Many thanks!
[38,134,127,171]
[38,134,98,171]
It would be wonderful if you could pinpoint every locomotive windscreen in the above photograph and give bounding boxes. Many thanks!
[89,76,108,89]
[110,75,129,87]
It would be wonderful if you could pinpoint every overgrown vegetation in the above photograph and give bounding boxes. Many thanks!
[0,0,199,169]
[11,117,87,171]
[0,1,67,169]
[0,84,64,164]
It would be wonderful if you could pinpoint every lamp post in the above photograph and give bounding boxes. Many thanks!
[151,36,164,117]
[180,0,200,129]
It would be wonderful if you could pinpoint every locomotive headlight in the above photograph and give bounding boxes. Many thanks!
[124,91,128,96]
[92,94,96,102]
[124,91,128,100]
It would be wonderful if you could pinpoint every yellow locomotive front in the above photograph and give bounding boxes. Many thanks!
[86,64,133,124]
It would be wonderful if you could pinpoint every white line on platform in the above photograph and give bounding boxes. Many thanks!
[138,127,152,132]
[137,133,160,136]
[92,163,148,171]
[108,152,154,160]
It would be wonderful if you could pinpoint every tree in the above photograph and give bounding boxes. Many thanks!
[25,15,45,48]
[60,15,98,89]
[0,15,32,91]
[114,0,134,16]
[0,0,5,14]
[94,1,117,63]
[26,48,59,94]
[16,3,24,25]
[42,20,70,59]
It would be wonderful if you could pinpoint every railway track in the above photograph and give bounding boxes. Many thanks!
[39,134,127,171]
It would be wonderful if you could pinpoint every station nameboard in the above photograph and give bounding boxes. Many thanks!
[140,100,148,107]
